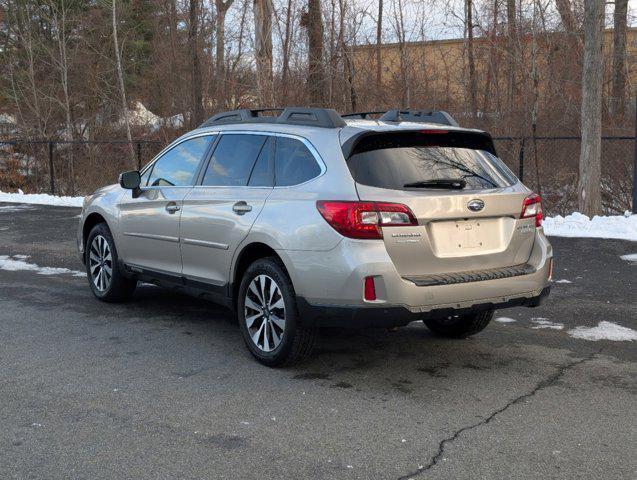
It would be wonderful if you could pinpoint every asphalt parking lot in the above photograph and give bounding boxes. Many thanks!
[1,202,636,479]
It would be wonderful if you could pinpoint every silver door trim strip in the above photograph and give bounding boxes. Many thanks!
[123,232,180,243]
[181,237,229,250]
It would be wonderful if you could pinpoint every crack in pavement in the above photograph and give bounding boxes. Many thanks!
[397,354,596,480]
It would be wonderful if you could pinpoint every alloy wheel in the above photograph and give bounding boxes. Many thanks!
[89,235,112,292]
[244,274,286,352]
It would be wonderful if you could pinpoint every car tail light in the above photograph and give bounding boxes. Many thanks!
[521,194,543,227]
[364,276,377,301]
[316,201,417,240]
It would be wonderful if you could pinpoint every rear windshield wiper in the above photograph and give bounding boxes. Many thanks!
[403,179,467,189]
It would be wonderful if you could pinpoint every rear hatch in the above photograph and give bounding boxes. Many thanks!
[345,129,536,277]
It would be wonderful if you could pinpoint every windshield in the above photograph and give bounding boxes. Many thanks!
[346,132,518,191]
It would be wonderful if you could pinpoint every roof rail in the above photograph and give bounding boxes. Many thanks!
[199,107,346,129]
[341,111,386,119]
[379,109,459,127]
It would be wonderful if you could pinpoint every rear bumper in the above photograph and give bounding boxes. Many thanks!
[281,228,552,328]
[297,285,551,328]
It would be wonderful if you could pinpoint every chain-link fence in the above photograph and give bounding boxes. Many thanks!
[0,136,634,215]
[493,136,634,215]
[0,140,163,197]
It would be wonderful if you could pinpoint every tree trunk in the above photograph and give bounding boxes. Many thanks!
[375,0,383,89]
[577,0,605,216]
[254,0,274,105]
[112,0,136,168]
[53,3,77,194]
[215,0,234,106]
[555,0,577,34]
[506,0,516,115]
[281,0,293,88]
[610,0,628,118]
[466,0,478,117]
[189,0,205,127]
[338,0,356,111]
[307,0,324,106]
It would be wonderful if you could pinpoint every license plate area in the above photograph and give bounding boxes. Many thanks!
[455,219,482,249]
[428,218,503,257]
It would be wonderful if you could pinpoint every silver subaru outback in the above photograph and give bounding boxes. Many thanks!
[77,108,552,366]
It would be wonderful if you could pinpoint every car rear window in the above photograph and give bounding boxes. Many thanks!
[346,131,517,191]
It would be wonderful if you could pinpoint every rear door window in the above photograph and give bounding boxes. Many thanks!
[202,134,268,186]
[347,131,517,191]
[274,137,322,186]
[248,137,274,187]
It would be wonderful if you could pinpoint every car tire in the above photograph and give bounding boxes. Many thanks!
[238,257,317,367]
[423,310,494,338]
[85,223,137,303]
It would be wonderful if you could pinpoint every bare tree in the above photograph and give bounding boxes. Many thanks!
[281,0,294,88]
[189,0,205,127]
[506,0,517,114]
[391,0,409,108]
[609,0,628,118]
[306,0,324,105]
[254,0,274,105]
[465,0,478,117]
[577,0,605,215]
[47,0,78,192]
[111,0,135,167]
[375,0,383,89]
[555,0,577,34]
[215,0,234,104]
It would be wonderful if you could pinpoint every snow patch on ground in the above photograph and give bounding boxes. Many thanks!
[0,190,83,207]
[568,321,637,342]
[0,255,85,277]
[543,212,637,242]
[495,317,516,323]
[530,318,564,330]
[619,253,637,263]
[0,204,35,212]
[554,279,573,284]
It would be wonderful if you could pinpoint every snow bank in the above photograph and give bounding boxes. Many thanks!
[0,190,83,207]
[568,321,637,342]
[620,253,637,263]
[0,255,85,277]
[543,212,637,242]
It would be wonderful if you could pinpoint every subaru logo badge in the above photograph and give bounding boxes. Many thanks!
[467,199,485,212]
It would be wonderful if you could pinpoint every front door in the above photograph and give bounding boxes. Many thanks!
[117,134,215,274]
[180,134,274,288]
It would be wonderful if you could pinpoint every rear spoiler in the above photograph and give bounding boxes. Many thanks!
[341,129,497,159]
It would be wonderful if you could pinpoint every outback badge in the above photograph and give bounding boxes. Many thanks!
[467,199,485,212]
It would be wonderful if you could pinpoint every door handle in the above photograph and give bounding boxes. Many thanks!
[232,201,252,215]
[165,203,180,214]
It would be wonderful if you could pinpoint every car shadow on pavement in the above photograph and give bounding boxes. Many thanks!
[122,284,549,393]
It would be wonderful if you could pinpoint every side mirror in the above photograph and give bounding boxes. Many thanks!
[119,170,141,198]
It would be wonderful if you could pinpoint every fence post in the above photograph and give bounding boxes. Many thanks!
[518,138,525,182]
[48,141,56,195]
[136,142,142,170]
[632,95,637,214]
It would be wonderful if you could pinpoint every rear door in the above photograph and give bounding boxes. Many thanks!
[346,130,536,277]
[117,134,214,274]
[179,133,274,288]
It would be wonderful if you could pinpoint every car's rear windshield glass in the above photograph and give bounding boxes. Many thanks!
[346,132,518,191]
